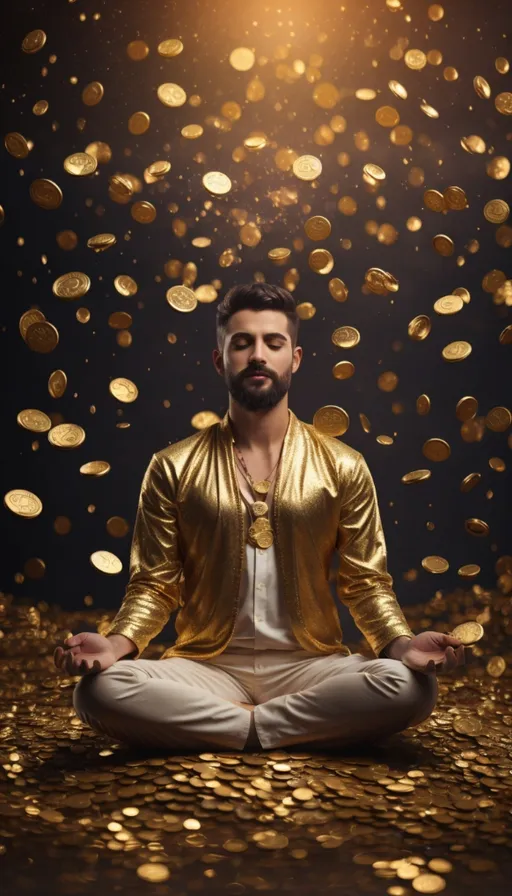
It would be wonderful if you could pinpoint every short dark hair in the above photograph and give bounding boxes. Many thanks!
[216,282,300,352]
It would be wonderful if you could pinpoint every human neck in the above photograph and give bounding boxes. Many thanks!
[228,401,290,452]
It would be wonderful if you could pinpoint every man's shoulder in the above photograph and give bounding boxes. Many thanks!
[299,417,362,470]
[153,422,217,467]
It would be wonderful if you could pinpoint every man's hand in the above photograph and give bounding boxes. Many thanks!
[54,632,117,677]
[400,631,473,676]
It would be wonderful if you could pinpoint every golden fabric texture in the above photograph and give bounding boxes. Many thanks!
[102,409,414,661]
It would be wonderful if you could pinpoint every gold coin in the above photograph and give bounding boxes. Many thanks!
[486,155,510,179]
[229,47,256,71]
[128,111,150,135]
[442,340,472,361]
[85,141,112,164]
[166,285,197,312]
[401,469,431,484]
[465,517,489,536]
[486,656,506,677]
[56,229,78,250]
[53,272,90,299]
[328,278,348,301]
[87,233,116,251]
[81,81,104,106]
[108,311,133,329]
[48,423,86,448]
[453,716,482,736]
[473,75,491,99]
[432,234,454,256]
[420,101,439,119]
[495,56,510,74]
[90,550,123,575]
[483,199,509,223]
[404,49,427,71]
[109,377,138,403]
[332,326,360,348]
[423,189,445,212]
[461,134,486,154]
[408,315,431,340]
[255,530,274,549]
[308,248,333,273]
[485,406,512,431]
[452,286,470,303]
[458,564,481,577]
[131,201,156,223]
[0,204,4,224]
[29,178,63,209]
[411,872,446,893]
[313,405,350,437]
[114,274,138,296]
[4,489,43,518]
[292,154,323,181]
[17,409,52,433]
[443,185,467,210]
[147,160,171,177]
[450,621,484,644]
[202,171,232,194]
[499,323,512,344]
[416,394,431,414]
[157,82,187,107]
[422,438,451,461]
[5,132,30,158]
[460,472,481,492]
[191,410,221,429]
[268,247,291,262]
[80,461,111,477]
[20,309,46,341]
[363,163,386,181]
[48,369,67,398]
[21,29,47,53]
[181,124,203,139]
[126,39,149,61]
[304,215,331,240]
[63,152,98,176]
[433,295,463,315]
[157,38,184,57]
[355,88,377,101]
[422,555,449,574]
[495,91,512,114]
[106,516,130,537]
[388,79,408,100]
[25,321,59,353]
[375,105,400,127]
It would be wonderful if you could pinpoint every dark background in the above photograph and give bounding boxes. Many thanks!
[1,0,510,646]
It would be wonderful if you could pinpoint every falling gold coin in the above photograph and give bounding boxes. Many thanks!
[81,81,104,106]
[3,489,43,518]
[48,423,86,448]
[20,309,46,341]
[202,171,232,195]
[485,406,512,431]
[432,234,454,256]
[495,91,512,114]
[401,469,432,484]
[423,189,445,212]
[483,199,510,223]
[157,82,187,107]
[48,370,68,398]
[90,551,123,575]
[421,555,449,574]
[411,873,446,893]
[292,155,323,181]
[109,377,139,403]
[87,233,116,251]
[473,75,491,99]
[80,461,111,477]
[53,272,91,299]
[5,132,30,158]
[229,47,256,71]
[21,29,47,53]
[17,409,52,433]
[131,201,156,223]
[465,517,489,536]
[147,160,171,177]
[363,163,386,181]
[313,405,350,437]
[332,326,360,348]
[29,179,63,210]
[486,656,506,677]
[25,321,59,353]
[304,215,331,240]
[458,564,481,578]
[128,111,150,135]
[443,186,467,210]
[404,49,427,71]
[63,152,98,176]
[442,340,472,361]
[422,438,451,461]
[166,285,198,312]
[157,39,184,58]
[388,79,408,100]
[114,275,138,296]
[408,315,431,340]
[433,295,464,315]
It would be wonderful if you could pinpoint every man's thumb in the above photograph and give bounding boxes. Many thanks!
[65,634,80,646]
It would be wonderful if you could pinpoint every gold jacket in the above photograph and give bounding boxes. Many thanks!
[102,408,414,661]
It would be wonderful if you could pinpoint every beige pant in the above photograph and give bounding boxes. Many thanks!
[73,647,438,752]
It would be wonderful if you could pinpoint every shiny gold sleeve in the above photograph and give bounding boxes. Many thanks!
[336,453,414,658]
[101,452,183,659]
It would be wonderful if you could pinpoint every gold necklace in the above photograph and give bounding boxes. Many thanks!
[231,436,285,550]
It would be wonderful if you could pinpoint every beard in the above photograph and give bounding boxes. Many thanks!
[225,367,292,411]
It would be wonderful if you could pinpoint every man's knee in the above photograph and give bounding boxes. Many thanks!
[73,665,127,719]
[395,663,438,726]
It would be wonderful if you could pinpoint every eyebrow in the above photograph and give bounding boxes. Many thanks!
[230,332,288,341]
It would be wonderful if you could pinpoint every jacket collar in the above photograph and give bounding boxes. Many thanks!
[219,407,297,483]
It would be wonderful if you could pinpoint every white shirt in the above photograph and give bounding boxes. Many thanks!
[228,501,301,650]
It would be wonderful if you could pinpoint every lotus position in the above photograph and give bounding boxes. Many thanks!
[55,283,472,752]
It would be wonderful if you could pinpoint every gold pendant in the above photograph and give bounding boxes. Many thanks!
[255,529,274,549]
[253,479,271,495]
[251,500,268,517]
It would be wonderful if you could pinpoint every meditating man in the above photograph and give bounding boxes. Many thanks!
[55,282,471,752]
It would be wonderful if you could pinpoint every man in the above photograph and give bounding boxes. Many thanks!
[56,282,471,752]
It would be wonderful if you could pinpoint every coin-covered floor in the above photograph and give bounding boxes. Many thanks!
[1,586,511,896]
